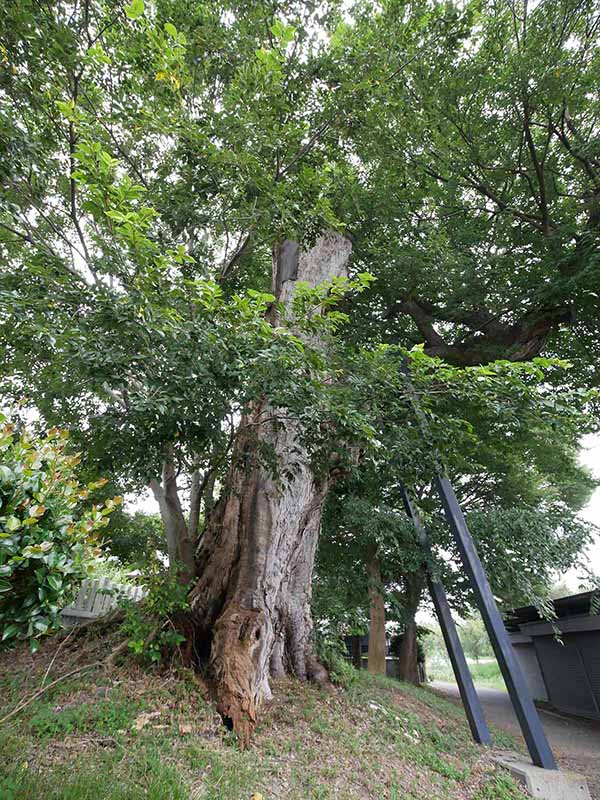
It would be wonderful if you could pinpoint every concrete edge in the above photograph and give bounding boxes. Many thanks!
[492,750,591,800]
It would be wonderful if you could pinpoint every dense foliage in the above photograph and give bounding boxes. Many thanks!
[119,561,189,664]
[315,353,597,643]
[103,510,165,566]
[0,417,119,650]
[1,0,598,487]
[0,0,599,712]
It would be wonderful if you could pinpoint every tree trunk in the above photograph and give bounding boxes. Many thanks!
[398,616,419,684]
[188,232,352,745]
[366,552,387,676]
[188,469,202,542]
[202,470,216,519]
[397,572,425,684]
[149,455,196,582]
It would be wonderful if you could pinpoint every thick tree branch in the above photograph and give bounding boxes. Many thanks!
[396,297,570,366]
[150,454,196,582]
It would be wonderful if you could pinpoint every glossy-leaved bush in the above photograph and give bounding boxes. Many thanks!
[0,416,120,651]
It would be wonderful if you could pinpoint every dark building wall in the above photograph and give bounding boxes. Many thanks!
[511,638,548,702]
[507,592,600,721]
[534,633,599,718]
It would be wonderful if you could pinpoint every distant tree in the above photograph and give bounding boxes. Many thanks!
[316,362,596,683]
[103,510,166,567]
[458,617,492,664]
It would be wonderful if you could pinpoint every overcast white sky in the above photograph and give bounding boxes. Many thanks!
[568,433,600,588]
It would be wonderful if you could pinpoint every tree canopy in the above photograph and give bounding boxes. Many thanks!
[1,0,599,740]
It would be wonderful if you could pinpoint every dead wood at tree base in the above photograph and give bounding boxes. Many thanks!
[210,605,264,746]
[188,231,352,743]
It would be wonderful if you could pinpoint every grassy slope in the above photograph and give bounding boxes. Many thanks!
[0,633,527,800]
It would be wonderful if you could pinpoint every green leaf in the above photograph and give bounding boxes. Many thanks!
[164,22,177,38]
[0,578,11,592]
[281,24,296,44]
[357,272,376,286]
[5,516,21,532]
[0,465,15,483]
[270,20,284,38]
[125,0,144,20]
[55,99,75,120]
[47,575,62,592]
[2,624,20,641]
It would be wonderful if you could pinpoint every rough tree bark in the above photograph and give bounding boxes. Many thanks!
[188,469,202,542]
[396,572,425,684]
[366,551,387,676]
[398,617,419,684]
[187,232,352,744]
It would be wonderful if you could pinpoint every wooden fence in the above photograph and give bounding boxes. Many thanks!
[60,577,146,624]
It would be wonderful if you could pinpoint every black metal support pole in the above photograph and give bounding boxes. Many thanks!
[400,485,492,746]
[435,473,557,769]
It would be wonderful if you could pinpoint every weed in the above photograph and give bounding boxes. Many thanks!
[316,633,358,689]
[119,564,188,665]
[474,772,528,799]
[28,690,144,739]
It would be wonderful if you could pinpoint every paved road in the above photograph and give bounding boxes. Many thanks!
[431,681,600,797]
[431,681,600,758]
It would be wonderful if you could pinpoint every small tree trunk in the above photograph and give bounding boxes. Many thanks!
[397,572,425,684]
[188,469,202,541]
[366,553,387,676]
[202,470,216,519]
[398,617,419,684]
[188,232,352,744]
[149,455,196,583]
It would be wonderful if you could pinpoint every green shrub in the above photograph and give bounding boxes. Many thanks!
[316,633,358,689]
[0,415,120,651]
[103,510,166,567]
[120,561,188,664]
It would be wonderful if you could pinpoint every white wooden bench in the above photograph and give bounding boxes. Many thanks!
[61,577,146,624]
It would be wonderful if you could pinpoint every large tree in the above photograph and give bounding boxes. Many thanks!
[1,0,599,740]
[344,0,600,373]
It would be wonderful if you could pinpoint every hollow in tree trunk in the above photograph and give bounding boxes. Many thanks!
[366,551,387,676]
[187,232,352,745]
